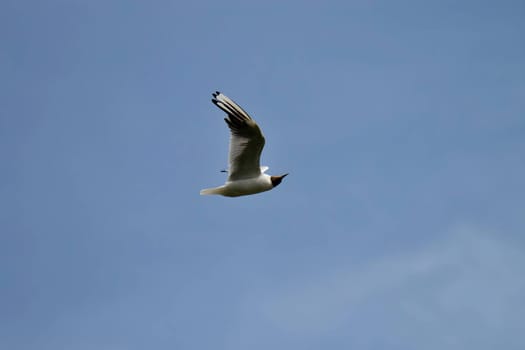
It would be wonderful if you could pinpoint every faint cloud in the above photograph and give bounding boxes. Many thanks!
[255,225,525,348]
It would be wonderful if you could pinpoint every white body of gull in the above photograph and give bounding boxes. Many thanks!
[200,92,288,197]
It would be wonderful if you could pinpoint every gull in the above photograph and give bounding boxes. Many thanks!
[200,91,288,197]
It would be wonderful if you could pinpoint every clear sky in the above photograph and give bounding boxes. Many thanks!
[1,1,524,349]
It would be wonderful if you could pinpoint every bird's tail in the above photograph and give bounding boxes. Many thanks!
[200,186,225,196]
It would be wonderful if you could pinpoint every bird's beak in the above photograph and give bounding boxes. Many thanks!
[281,173,289,179]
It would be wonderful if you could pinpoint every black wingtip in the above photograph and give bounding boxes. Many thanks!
[212,91,222,103]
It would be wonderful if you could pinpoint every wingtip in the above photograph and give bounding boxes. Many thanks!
[211,91,222,104]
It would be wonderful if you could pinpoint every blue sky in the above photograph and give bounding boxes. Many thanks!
[1,0,524,349]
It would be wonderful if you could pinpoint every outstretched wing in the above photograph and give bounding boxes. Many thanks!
[211,92,265,181]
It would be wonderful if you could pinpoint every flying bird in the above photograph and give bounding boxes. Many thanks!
[200,92,288,197]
